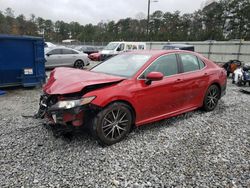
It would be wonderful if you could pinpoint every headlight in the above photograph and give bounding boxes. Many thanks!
[51,96,96,110]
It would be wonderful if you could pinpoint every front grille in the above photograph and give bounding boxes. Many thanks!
[36,94,58,118]
[40,94,57,107]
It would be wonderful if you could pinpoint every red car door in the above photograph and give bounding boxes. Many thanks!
[178,53,209,108]
[132,54,186,124]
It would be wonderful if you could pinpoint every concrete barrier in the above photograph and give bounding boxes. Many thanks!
[146,41,250,63]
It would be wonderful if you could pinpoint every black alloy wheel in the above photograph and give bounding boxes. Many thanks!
[91,102,133,146]
[203,85,220,111]
[74,60,85,69]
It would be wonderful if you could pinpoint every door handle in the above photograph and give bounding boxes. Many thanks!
[204,72,208,76]
[175,78,182,83]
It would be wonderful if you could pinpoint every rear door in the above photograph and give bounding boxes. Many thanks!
[177,53,208,108]
[61,49,79,66]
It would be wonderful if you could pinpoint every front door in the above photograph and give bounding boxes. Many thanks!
[133,54,186,124]
[46,49,62,67]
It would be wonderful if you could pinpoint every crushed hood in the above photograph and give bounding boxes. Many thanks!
[43,67,125,95]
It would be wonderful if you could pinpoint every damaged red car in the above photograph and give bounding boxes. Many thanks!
[38,50,227,145]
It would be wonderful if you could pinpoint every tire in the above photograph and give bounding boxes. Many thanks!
[203,85,220,112]
[91,102,133,146]
[237,77,243,86]
[74,60,85,69]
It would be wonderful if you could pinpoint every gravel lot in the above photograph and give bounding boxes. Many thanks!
[0,67,249,187]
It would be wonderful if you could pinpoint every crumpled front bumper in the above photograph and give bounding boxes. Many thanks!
[47,106,85,126]
[37,94,100,127]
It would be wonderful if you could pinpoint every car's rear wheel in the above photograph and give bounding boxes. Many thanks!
[91,102,133,146]
[74,60,85,69]
[203,85,220,111]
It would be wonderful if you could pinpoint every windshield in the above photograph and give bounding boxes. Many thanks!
[91,54,152,77]
[104,42,119,50]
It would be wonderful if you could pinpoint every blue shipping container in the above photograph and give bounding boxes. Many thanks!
[0,35,46,87]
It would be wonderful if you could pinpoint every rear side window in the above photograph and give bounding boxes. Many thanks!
[180,54,200,72]
[49,49,61,55]
[198,58,205,69]
[62,49,78,54]
[141,54,179,78]
[138,45,145,50]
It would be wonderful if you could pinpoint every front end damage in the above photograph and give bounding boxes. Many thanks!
[36,93,101,127]
[36,67,125,129]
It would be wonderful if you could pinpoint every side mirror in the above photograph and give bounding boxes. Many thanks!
[145,72,164,85]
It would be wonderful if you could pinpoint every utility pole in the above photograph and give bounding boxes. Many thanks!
[147,0,151,39]
[147,0,158,40]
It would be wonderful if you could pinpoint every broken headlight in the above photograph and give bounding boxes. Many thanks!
[51,96,96,110]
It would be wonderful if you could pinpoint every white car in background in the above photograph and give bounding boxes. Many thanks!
[45,47,90,69]
[44,42,57,48]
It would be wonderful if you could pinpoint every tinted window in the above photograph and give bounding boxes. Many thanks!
[117,43,125,51]
[62,49,78,54]
[162,46,174,50]
[180,54,200,72]
[132,45,137,50]
[138,45,145,50]
[49,49,61,55]
[198,58,205,69]
[141,54,178,78]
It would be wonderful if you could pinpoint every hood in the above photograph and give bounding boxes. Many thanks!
[43,67,125,95]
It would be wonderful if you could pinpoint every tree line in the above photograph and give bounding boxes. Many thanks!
[0,0,249,42]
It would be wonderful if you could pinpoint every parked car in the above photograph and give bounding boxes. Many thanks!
[45,47,90,69]
[162,44,195,51]
[100,41,146,61]
[76,46,99,55]
[44,42,56,48]
[37,50,227,145]
[88,52,101,61]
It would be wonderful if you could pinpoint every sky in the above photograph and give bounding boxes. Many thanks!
[0,0,205,25]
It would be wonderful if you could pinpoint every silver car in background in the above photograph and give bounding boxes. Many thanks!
[45,47,90,69]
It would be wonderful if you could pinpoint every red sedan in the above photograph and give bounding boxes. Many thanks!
[38,50,227,145]
[88,52,101,61]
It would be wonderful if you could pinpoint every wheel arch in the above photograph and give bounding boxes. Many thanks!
[103,99,137,125]
[209,82,222,98]
[74,59,84,64]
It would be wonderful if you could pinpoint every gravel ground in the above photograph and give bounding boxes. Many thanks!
[0,70,249,187]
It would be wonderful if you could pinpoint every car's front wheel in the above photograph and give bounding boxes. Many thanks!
[203,85,220,111]
[91,102,133,146]
[74,60,85,69]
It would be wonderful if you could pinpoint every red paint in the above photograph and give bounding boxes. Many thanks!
[44,67,124,95]
[88,52,101,61]
[43,50,227,127]
[146,72,164,81]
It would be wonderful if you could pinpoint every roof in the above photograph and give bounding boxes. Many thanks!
[125,50,197,57]
[163,44,194,48]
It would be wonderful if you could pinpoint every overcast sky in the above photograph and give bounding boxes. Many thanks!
[0,0,205,25]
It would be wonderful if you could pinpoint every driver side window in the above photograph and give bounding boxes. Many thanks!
[117,43,125,51]
[140,54,179,79]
